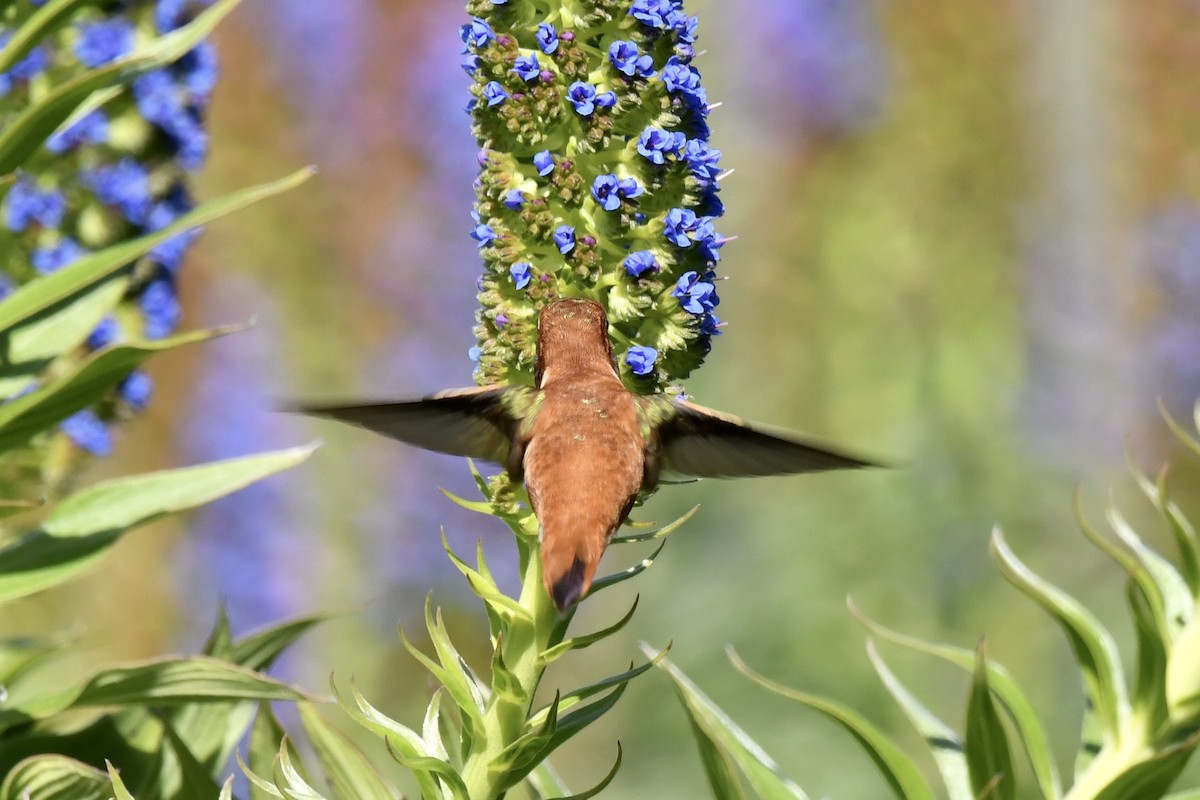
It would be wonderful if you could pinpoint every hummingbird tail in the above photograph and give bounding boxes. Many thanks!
[547,557,588,613]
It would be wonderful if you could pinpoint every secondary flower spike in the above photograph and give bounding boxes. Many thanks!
[301,299,875,612]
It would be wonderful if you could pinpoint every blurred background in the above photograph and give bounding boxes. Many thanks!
[26,0,1200,796]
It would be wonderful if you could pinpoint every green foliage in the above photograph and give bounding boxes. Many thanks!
[656,405,1200,799]
[244,463,684,799]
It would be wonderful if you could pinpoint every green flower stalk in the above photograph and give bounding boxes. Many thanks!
[463,0,726,392]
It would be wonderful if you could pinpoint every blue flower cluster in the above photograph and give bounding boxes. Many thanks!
[0,0,219,457]
[463,0,727,390]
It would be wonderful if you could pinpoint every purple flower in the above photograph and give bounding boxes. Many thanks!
[119,371,154,410]
[86,316,120,350]
[512,53,541,82]
[85,159,153,224]
[631,0,683,30]
[3,177,66,232]
[533,149,555,175]
[592,175,621,211]
[75,19,136,67]
[609,40,656,78]
[482,80,508,107]
[460,17,495,50]
[471,222,498,247]
[637,127,685,164]
[510,262,532,289]
[47,109,109,153]
[623,250,658,277]
[567,81,598,115]
[553,224,575,253]
[504,189,526,209]
[536,22,559,54]
[683,138,722,183]
[141,279,181,339]
[672,270,718,314]
[61,410,112,456]
[700,312,722,336]
[662,207,699,247]
[625,345,658,376]
[32,238,87,275]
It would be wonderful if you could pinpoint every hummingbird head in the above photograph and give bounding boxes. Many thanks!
[535,298,617,387]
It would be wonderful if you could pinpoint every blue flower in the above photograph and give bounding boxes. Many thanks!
[609,40,656,78]
[460,17,495,50]
[47,109,109,153]
[146,192,200,271]
[700,312,722,336]
[85,159,153,224]
[468,345,482,363]
[536,22,559,54]
[471,222,498,247]
[567,81,598,115]
[591,175,621,211]
[7,44,49,81]
[156,0,214,33]
[661,57,706,104]
[75,19,136,67]
[512,53,540,82]
[482,80,508,107]
[533,149,555,175]
[623,250,658,277]
[637,127,685,164]
[671,270,718,314]
[674,14,699,44]
[553,224,575,253]
[618,177,643,200]
[510,262,532,289]
[133,70,183,125]
[683,138,722,183]
[86,316,120,350]
[32,238,87,275]
[625,345,658,376]
[504,189,526,209]
[462,54,480,75]
[61,410,112,456]
[662,207,699,247]
[119,371,154,410]
[595,91,616,109]
[3,177,66,232]
[631,0,683,29]
[179,40,218,102]
[140,279,181,339]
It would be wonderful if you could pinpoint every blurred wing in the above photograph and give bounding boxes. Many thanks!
[297,385,529,465]
[655,399,877,478]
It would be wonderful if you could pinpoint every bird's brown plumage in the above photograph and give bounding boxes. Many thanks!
[525,299,644,609]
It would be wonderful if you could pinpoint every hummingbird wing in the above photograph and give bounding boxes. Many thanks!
[297,385,537,469]
[646,397,876,479]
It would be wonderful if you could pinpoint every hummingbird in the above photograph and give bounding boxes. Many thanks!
[300,298,873,613]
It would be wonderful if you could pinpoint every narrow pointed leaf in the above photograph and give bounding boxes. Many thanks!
[964,643,1016,800]
[105,760,136,800]
[539,596,640,665]
[1159,400,1200,457]
[644,644,810,800]
[247,704,289,800]
[990,529,1127,739]
[610,505,699,544]
[849,599,1061,799]
[162,722,226,800]
[298,703,397,800]
[1127,454,1200,594]
[553,744,622,800]
[864,641,971,799]
[588,541,666,595]
[1107,505,1191,634]
[0,0,97,73]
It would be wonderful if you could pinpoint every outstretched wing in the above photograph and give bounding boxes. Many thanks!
[649,398,876,479]
[297,385,535,468]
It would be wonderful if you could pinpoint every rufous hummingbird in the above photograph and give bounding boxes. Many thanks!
[301,298,873,612]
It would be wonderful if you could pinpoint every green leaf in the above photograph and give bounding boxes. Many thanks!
[864,641,971,799]
[1107,504,1191,636]
[0,446,314,607]
[1089,731,1200,800]
[298,703,398,800]
[849,599,1061,799]
[106,760,136,800]
[610,504,699,544]
[0,328,230,452]
[990,528,1128,739]
[1127,452,1200,595]
[645,644,810,800]
[727,644,933,800]
[963,643,1016,800]
[162,722,226,800]
[0,0,96,73]
[0,656,310,733]
[247,704,289,800]
[538,596,639,665]
[588,540,667,596]
[551,744,622,800]
[0,0,244,173]
[44,444,316,537]
[0,755,110,800]
[1159,400,1200,459]
[272,739,326,799]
